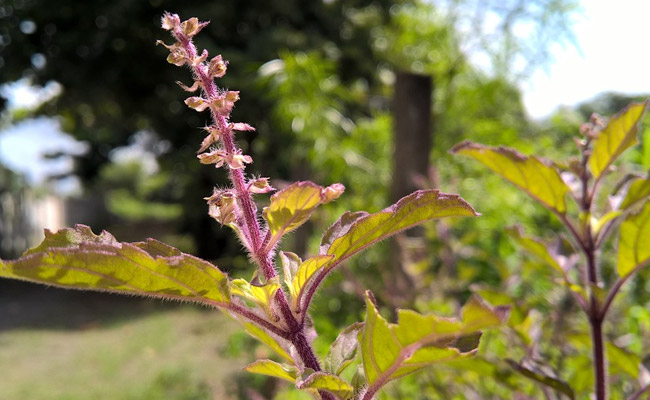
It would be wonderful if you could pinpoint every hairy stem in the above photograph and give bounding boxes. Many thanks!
[169,19,329,388]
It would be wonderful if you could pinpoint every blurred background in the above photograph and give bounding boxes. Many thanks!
[1,0,650,399]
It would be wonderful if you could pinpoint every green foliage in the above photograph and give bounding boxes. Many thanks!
[617,200,650,277]
[360,293,507,393]
[589,102,647,180]
[0,187,488,400]
[0,3,590,398]
[454,101,650,399]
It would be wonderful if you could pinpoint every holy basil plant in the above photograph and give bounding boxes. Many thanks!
[0,13,507,400]
[452,101,649,400]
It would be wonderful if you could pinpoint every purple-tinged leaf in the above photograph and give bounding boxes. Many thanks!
[451,141,569,214]
[0,225,230,306]
[262,181,344,250]
[589,101,648,179]
[321,190,477,263]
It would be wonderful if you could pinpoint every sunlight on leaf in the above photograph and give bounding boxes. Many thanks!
[243,359,298,383]
[589,101,648,179]
[290,255,334,309]
[617,200,650,277]
[263,181,343,248]
[321,190,478,266]
[592,211,622,235]
[359,291,507,393]
[451,141,569,214]
[0,225,231,305]
[231,277,281,317]
[297,371,354,399]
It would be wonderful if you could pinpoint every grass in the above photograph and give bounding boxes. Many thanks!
[0,285,245,400]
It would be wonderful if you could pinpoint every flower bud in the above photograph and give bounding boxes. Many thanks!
[185,96,209,112]
[167,48,187,66]
[224,91,240,103]
[180,17,199,35]
[213,93,238,115]
[322,183,345,203]
[197,149,227,167]
[208,55,228,78]
[198,126,221,153]
[161,12,180,31]
[248,177,275,194]
[192,49,208,67]
[228,153,253,170]
[205,190,237,225]
[230,122,255,132]
[176,80,201,92]
[155,40,177,51]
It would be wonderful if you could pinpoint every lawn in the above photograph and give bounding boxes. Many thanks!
[0,282,245,400]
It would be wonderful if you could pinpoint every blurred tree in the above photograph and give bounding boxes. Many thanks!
[0,0,406,259]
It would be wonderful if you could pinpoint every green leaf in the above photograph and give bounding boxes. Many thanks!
[280,251,301,292]
[291,255,334,309]
[360,292,507,392]
[617,200,650,277]
[606,341,640,378]
[263,181,343,246]
[589,101,648,179]
[506,359,575,399]
[243,323,293,364]
[280,252,336,311]
[23,224,117,255]
[451,141,569,214]
[300,190,476,317]
[323,322,364,375]
[592,211,622,234]
[243,359,298,383]
[321,190,478,266]
[621,175,650,210]
[231,277,281,317]
[569,334,640,380]
[297,372,354,399]
[0,225,230,305]
[505,226,565,277]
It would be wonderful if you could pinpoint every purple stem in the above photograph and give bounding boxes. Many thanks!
[171,21,333,399]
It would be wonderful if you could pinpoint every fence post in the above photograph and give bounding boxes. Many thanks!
[389,71,433,307]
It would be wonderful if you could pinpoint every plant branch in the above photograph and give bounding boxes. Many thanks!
[577,142,606,400]
[628,384,650,400]
[600,260,650,319]
[222,302,291,340]
[164,17,331,398]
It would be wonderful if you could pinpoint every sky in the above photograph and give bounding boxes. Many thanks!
[2,0,650,189]
[522,0,650,119]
